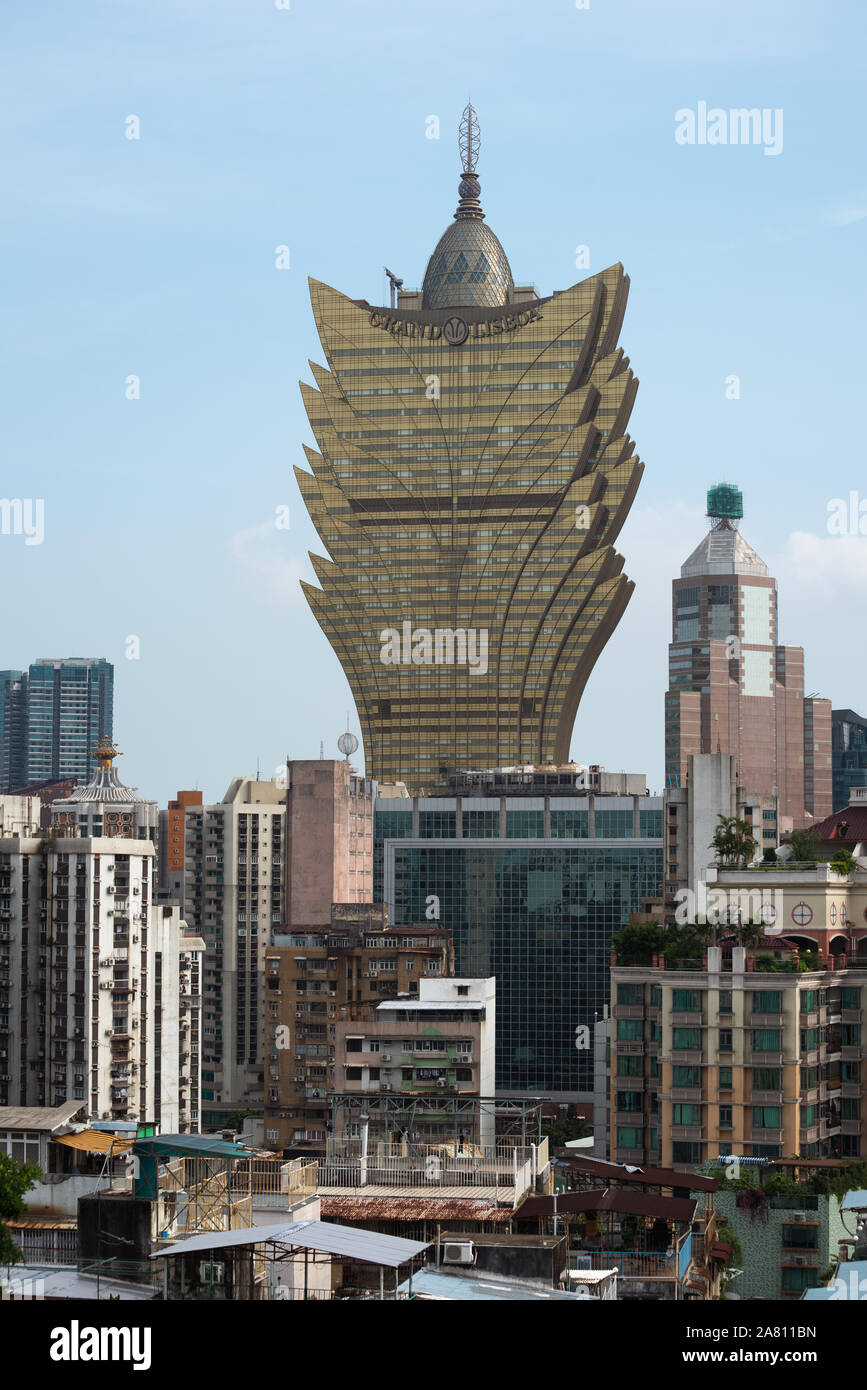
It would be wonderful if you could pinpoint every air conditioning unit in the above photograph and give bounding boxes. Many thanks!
[381,1053,392,1063]
[792,1212,808,1224]
[0,1074,10,1082]
[436,1077,447,1088]
[132,1020,139,1028]
[381,1083,392,1092]
[105,1029,114,1037]
[442,1242,475,1266]
[571,1255,593,1270]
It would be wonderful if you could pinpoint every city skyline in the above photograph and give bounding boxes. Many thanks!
[3,0,864,806]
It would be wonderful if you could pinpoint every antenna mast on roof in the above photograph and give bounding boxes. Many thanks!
[384,267,403,309]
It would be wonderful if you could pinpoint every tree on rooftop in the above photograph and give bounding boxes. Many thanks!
[0,1153,41,1268]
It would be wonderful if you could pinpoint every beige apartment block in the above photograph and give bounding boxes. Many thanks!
[610,945,867,1172]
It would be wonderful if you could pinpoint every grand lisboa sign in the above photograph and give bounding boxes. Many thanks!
[368,304,543,345]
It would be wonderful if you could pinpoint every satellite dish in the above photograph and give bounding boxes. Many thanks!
[338,731,359,758]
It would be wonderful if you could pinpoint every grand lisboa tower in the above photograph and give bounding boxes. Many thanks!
[296,106,644,791]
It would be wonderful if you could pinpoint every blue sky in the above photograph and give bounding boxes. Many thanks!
[2,0,865,802]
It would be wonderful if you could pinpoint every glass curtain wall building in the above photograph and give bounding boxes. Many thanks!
[296,107,645,790]
[376,792,663,1098]
[0,658,114,791]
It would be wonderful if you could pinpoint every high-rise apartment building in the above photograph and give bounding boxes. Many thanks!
[284,760,374,922]
[263,905,454,1153]
[0,658,114,792]
[166,778,286,1126]
[296,107,645,790]
[664,485,831,828]
[0,672,25,791]
[609,945,867,1171]
[0,837,203,1131]
[831,709,867,813]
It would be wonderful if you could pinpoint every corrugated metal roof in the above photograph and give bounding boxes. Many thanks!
[563,1154,719,1192]
[520,1189,697,1222]
[0,1102,84,1131]
[321,1196,513,1223]
[54,1130,133,1154]
[133,1133,249,1160]
[7,1216,77,1230]
[397,1270,583,1302]
[150,1220,428,1268]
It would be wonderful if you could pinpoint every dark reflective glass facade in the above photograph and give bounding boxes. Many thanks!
[386,839,662,1095]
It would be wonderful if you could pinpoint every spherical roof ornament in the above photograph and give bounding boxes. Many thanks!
[338,731,359,759]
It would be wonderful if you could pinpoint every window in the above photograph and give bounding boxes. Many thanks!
[754,990,782,1013]
[672,1142,702,1164]
[673,1028,700,1051]
[719,1067,733,1090]
[843,1024,861,1046]
[616,1127,642,1149]
[842,987,860,1010]
[719,990,733,1013]
[673,1065,700,1087]
[752,1029,781,1052]
[617,1019,643,1042]
[617,983,644,1005]
[719,1030,733,1052]
[618,1091,643,1113]
[719,1106,732,1128]
[781,1224,818,1249]
[753,1067,781,1091]
[457,986,469,996]
[345,1067,362,1081]
[617,1055,642,1077]
[673,989,702,1012]
[781,1267,818,1293]
[673,1104,701,1125]
[752,1106,780,1128]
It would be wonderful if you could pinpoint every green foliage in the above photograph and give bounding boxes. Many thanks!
[0,1153,41,1266]
[716,1221,743,1268]
[762,847,778,864]
[611,920,710,968]
[830,848,855,877]
[711,815,758,868]
[790,828,820,863]
[541,1106,591,1150]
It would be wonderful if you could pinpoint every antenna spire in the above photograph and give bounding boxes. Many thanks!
[454,104,484,221]
[459,102,480,174]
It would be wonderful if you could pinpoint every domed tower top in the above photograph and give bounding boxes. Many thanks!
[421,104,514,310]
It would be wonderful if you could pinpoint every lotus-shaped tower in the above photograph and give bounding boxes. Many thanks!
[296,107,644,789]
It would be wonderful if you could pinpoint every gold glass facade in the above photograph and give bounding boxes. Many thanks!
[297,138,644,789]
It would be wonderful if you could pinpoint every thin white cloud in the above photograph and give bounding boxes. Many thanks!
[828,203,867,228]
[228,520,312,606]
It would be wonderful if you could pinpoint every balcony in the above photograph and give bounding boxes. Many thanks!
[671,1125,704,1141]
[751,1090,783,1104]
[841,1045,863,1062]
[671,1012,704,1027]
[670,1088,702,1102]
[749,1051,783,1067]
[670,1050,703,1064]
[751,1127,783,1144]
